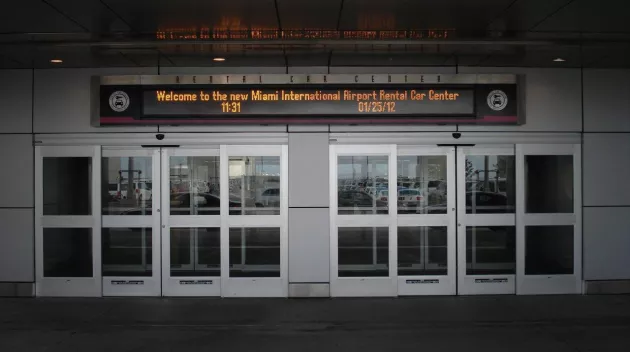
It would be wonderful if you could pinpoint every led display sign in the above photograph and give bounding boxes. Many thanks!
[96,74,520,125]
[142,88,475,116]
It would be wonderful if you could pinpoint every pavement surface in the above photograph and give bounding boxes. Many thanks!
[1,295,630,351]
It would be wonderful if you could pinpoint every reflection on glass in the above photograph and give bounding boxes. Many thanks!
[102,157,152,215]
[229,156,280,215]
[338,227,389,277]
[229,228,280,277]
[398,227,447,276]
[397,156,447,214]
[526,155,574,213]
[43,157,92,215]
[102,228,152,276]
[43,228,92,277]
[170,156,221,215]
[170,228,220,277]
[338,156,389,215]
[466,227,515,275]
[465,155,515,214]
[525,226,574,275]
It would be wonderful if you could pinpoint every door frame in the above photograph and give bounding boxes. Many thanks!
[330,144,398,297]
[101,148,161,296]
[161,147,222,296]
[396,146,456,296]
[221,145,289,297]
[516,143,582,295]
[35,145,102,297]
[457,145,517,295]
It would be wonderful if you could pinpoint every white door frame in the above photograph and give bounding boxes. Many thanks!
[516,144,582,294]
[330,144,397,297]
[102,148,161,296]
[35,145,102,297]
[396,146,456,295]
[221,145,288,297]
[161,147,222,296]
[457,146,516,295]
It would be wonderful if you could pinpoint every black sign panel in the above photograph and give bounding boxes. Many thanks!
[99,84,518,125]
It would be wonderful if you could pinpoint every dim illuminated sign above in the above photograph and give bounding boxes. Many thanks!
[154,28,454,41]
[96,74,520,125]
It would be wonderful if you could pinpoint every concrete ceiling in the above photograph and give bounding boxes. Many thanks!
[0,0,628,69]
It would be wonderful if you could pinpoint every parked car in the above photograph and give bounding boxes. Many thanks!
[338,190,387,214]
[169,192,244,215]
[466,191,513,213]
[259,188,280,207]
[426,191,513,214]
[374,189,389,202]
[112,181,152,201]
[397,188,425,213]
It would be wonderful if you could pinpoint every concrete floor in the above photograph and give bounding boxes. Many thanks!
[1,295,630,351]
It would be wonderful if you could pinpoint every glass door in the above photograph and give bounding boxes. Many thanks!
[101,148,160,296]
[161,148,222,296]
[397,147,456,295]
[222,145,288,297]
[457,146,517,295]
[330,145,397,297]
[516,144,582,294]
[35,146,101,296]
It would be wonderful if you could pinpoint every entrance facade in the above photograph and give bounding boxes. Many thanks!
[34,135,581,297]
[330,142,581,297]
[35,144,288,297]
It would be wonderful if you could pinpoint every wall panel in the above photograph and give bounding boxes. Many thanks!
[0,134,33,207]
[584,69,630,132]
[0,69,32,133]
[288,133,329,207]
[0,209,33,282]
[584,207,630,280]
[583,133,630,206]
[288,208,330,283]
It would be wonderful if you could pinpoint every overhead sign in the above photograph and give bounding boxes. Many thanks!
[96,74,521,125]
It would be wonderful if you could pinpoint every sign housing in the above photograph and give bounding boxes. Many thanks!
[94,74,522,126]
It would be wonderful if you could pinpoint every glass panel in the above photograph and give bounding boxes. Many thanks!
[43,157,92,215]
[102,228,152,276]
[229,228,280,277]
[170,156,221,215]
[43,228,92,277]
[338,227,389,277]
[229,156,280,215]
[526,155,574,213]
[397,156,447,214]
[398,227,447,276]
[170,228,220,277]
[338,156,389,215]
[102,157,152,215]
[466,227,516,275]
[525,226,574,275]
[465,155,515,214]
